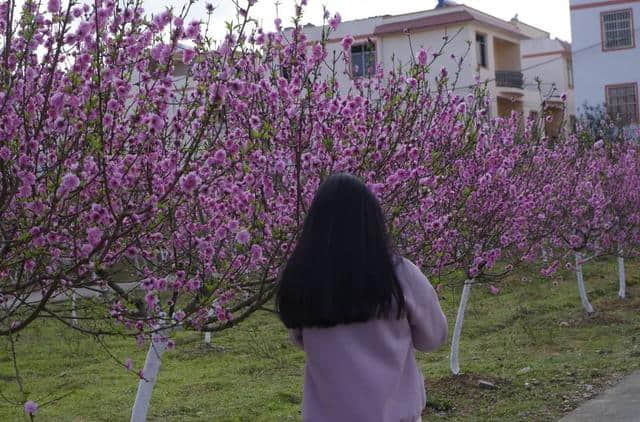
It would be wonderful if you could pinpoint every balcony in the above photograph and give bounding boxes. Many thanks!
[496,71,524,89]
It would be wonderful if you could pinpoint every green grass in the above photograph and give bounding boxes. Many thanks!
[1,258,640,421]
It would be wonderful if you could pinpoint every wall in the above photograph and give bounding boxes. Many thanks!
[521,38,576,116]
[467,23,524,117]
[570,0,640,115]
[494,37,521,71]
[378,24,475,87]
[301,22,477,98]
[297,7,531,118]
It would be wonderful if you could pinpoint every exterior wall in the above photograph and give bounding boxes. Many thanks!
[570,0,640,118]
[521,38,576,118]
[297,6,529,118]
[466,23,524,117]
[378,25,475,87]
[494,38,521,71]
[302,20,476,95]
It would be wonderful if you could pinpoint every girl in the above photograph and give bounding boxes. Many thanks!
[277,173,448,422]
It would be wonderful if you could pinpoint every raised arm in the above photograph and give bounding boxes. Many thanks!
[398,258,448,352]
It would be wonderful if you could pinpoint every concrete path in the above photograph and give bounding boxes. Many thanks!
[26,282,139,303]
[2,283,139,311]
[559,371,640,422]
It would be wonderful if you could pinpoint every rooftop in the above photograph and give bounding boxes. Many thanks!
[295,2,534,41]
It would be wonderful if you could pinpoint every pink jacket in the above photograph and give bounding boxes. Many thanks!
[289,258,448,422]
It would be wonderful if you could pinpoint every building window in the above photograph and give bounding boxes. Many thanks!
[567,59,574,89]
[351,42,376,78]
[606,83,639,125]
[476,33,487,67]
[601,9,635,51]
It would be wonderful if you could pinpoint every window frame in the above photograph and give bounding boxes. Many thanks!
[605,82,639,125]
[350,40,377,79]
[600,8,636,52]
[476,32,488,68]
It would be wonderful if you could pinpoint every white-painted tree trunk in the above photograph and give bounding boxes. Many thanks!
[617,249,626,299]
[574,252,594,314]
[450,279,474,375]
[131,331,168,422]
[204,331,211,344]
[71,292,78,326]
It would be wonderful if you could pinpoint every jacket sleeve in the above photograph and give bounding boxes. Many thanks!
[399,259,448,352]
[288,328,304,349]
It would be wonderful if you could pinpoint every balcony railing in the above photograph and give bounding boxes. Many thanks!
[495,71,524,89]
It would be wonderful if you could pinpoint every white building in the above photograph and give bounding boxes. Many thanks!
[570,0,640,126]
[294,2,574,125]
[512,18,576,134]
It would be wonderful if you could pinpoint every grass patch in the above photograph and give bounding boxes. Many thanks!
[1,259,639,421]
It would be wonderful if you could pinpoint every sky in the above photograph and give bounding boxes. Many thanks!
[142,0,573,42]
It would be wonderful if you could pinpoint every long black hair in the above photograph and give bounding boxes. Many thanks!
[276,173,405,329]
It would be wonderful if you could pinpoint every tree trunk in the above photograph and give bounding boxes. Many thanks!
[204,331,211,344]
[574,252,594,314]
[130,331,168,422]
[71,292,78,326]
[450,279,474,375]
[618,249,626,299]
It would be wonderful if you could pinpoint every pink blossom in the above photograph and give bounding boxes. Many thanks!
[328,13,341,30]
[145,293,157,310]
[213,149,226,164]
[180,172,201,194]
[417,49,428,66]
[57,173,80,196]
[24,401,38,416]
[186,21,201,39]
[311,43,325,62]
[173,310,186,322]
[227,219,239,232]
[86,227,103,247]
[182,48,196,65]
[0,147,10,161]
[141,277,154,291]
[148,113,163,132]
[186,278,202,291]
[124,358,133,371]
[47,0,60,13]
[106,99,119,112]
[341,35,354,52]
[51,92,64,108]
[216,307,229,321]
[236,230,250,245]
[250,244,263,261]
[488,285,500,296]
